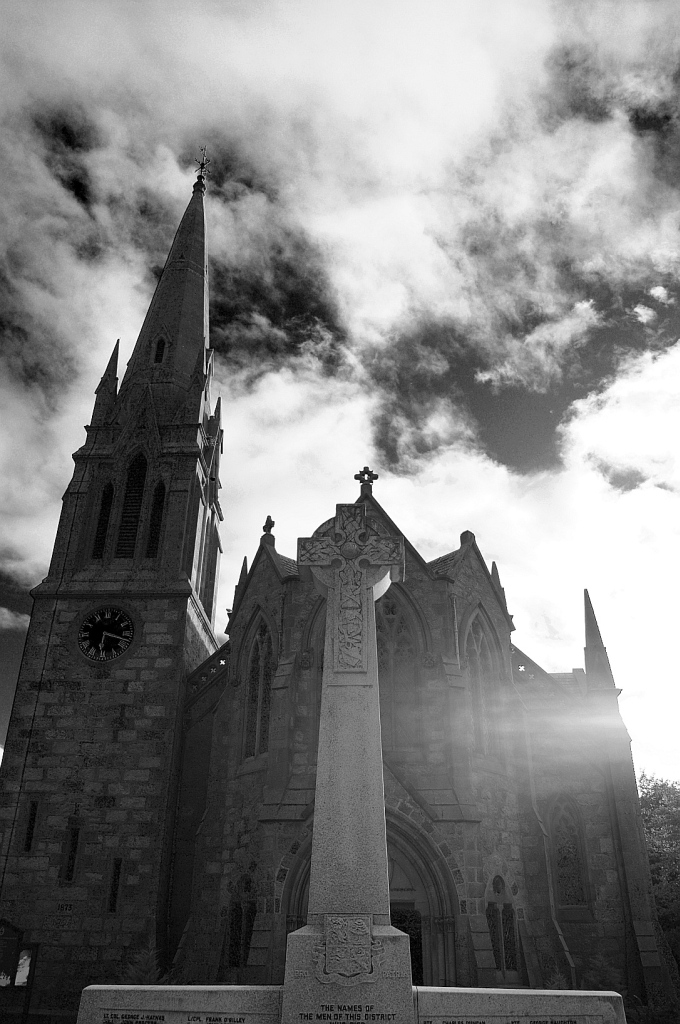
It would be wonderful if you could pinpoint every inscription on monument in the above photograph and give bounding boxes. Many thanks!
[421,1015,596,1024]
[92,1012,273,1024]
[298,1004,396,1022]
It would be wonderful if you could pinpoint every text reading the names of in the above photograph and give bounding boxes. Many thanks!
[298,1004,396,1022]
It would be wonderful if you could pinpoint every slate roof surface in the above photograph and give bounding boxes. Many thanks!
[272,552,299,578]
[428,550,463,576]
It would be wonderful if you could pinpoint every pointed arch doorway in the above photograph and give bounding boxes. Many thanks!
[284,828,458,986]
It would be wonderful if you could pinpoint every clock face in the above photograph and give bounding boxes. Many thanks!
[78,607,134,662]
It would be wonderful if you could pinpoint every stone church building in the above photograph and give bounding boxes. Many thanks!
[0,169,675,1021]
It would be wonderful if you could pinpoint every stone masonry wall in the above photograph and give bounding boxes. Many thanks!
[0,591,213,1019]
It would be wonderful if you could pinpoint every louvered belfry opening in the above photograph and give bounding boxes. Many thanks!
[92,482,114,558]
[115,454,148,558]
[145,481,166,558]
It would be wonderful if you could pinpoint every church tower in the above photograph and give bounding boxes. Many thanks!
[0,163,222,1016]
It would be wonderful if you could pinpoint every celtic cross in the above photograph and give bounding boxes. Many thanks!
[298,504,404,677]
[354,465,379,495]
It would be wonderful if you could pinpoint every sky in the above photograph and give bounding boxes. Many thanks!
[1,0,680,779]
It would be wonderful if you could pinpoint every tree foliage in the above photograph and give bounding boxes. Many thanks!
[639,773,680,968]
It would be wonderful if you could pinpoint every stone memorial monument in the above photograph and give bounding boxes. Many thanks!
[280,503,413,1024]
[76,504,628,1024]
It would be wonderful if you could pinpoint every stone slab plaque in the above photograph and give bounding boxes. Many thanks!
[76,985,283,1024]
[414,987,626,1024]
[280,923,415,1024]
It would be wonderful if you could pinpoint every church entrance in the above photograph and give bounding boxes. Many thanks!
[389,904,423,984]
[285,830,457,986]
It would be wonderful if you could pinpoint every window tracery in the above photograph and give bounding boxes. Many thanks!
[243,620,274,758]
[486,875,517,975]
[552,798,588,907]
[376,595,419,749]
[465,614,499,755]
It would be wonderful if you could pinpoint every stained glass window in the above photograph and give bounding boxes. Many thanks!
[552,799,587,906]
[227,899,257,969]
[244,621,274,758]
[486,902,502,970]
[501,903,517,970]
[486,876,518,976]
[376,595,418,749]
[465,616,499,754]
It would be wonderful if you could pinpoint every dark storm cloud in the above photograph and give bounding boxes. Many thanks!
[365,323,476,469]
[3,0,680,493]
[541,43,614,128]
[210,232,346,380]
[32,102,103,210]
[197,140,347,377]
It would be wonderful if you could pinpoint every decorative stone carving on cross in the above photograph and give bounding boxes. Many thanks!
[298,504,404,677]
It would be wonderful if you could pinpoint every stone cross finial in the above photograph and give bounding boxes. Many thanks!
[262,515,275,534]
[354,465,379,495]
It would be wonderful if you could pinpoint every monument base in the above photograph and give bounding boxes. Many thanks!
[280,921,415,1024]
[75,983,628,1024]
[416,985,626,1023]
[76,984,283,1024]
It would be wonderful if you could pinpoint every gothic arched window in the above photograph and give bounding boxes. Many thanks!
[115,454,147,558]
[154,338,165,363]
[465,615,499,754]
[485,875,518,979]
[243,620,274,758]
[376,594,419,750]
[551,798,588,908]
[145,481,166,558]
[92,482,114,559]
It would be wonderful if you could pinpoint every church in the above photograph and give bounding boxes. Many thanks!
[0,165,675,1021]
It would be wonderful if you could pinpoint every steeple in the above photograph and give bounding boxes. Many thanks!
[91,339,119,425]
[117,160,210,423]
[584,589,616,688]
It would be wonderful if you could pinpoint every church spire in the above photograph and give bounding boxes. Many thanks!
[584,589,616,688]
[90,339,119,425]
[117,158,210,421]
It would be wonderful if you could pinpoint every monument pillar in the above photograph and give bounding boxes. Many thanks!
[281,502,415,1024]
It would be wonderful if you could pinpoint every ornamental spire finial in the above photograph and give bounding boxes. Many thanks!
[194,146,210,193]
[261,515,275,547]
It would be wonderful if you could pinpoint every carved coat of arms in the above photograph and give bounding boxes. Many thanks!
[313,914,385,985]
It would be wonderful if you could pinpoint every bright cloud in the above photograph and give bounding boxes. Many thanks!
[1,0,680,781]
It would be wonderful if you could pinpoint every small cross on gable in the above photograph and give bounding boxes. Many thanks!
[354,466,379,495]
